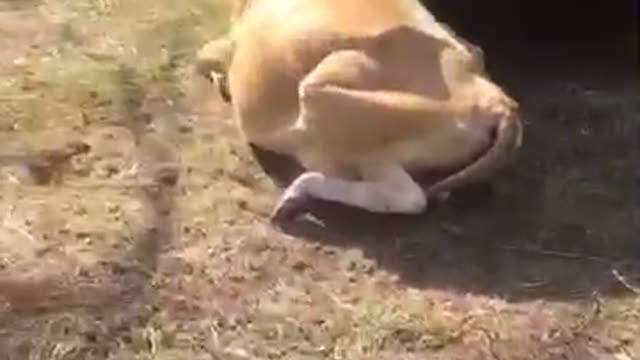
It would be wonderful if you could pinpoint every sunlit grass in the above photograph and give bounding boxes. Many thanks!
[0,0,230,133]
[1,1,639,359]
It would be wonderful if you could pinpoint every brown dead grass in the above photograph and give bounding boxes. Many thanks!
[1,1,639,359]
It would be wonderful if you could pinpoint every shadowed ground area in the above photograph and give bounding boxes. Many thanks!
[0,1,638,359]
[256,79,640,302]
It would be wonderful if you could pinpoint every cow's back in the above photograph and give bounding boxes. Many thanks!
[227,0,446,151]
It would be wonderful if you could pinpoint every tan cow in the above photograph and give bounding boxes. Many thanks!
[196,0,523,223]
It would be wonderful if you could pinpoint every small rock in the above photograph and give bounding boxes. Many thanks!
[106,203,121,214]
[177,123,193,134]
[229,272,246,282]
[75,231,91,240]
[292,259,310,272]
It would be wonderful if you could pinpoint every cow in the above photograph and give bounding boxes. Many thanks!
[196,0,523,224]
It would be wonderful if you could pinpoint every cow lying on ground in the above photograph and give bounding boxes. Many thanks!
[196,0,523,224]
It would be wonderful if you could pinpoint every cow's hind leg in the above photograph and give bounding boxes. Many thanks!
[270,165,427,223]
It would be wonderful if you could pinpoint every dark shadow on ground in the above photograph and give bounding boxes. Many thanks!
[250,54,640,302]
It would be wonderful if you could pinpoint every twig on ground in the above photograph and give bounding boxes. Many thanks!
[498,245,640,295]
[569,290,602,336]
[1,205,37,243]
[474,326,501,360]
[495,245,611,265]
[611,269,640,295]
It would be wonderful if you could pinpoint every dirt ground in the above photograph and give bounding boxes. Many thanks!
[1,1,639,359]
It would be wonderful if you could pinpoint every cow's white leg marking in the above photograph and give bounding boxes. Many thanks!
[270,166,427,221]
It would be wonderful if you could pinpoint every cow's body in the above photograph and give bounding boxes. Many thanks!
[197,0,523,222]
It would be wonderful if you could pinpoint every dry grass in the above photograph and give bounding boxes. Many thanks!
[1,1,639,359]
